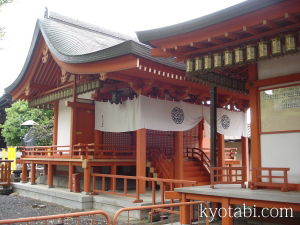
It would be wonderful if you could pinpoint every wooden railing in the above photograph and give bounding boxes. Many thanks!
[113,201,210,225]
[147,147,173,179]
[210,166,246,188]
[73,144,136,159]
[185,147,211,175]
[0,160,13,186]
[0,210,111,225]
[251,167,291,192]
[90,174,197,204]
[19,145,71,158]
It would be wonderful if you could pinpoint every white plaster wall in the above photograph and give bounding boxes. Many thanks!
[258,52,300,80]
[57,98,72,146]
[260,133,300,183]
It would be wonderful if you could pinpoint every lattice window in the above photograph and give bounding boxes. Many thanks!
[183,125,199,149]
[146,130,174,148]
[103,132,132,146]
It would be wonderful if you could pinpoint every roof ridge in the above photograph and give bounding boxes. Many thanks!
[47,11,138,42]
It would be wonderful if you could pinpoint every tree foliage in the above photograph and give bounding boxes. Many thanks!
[0,100,54,146]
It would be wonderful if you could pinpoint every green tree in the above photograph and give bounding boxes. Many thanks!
[0,100,54,146]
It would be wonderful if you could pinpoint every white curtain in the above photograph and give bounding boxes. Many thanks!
[95,95,247,137]
[95,95,203,132]
[203,107,247,138]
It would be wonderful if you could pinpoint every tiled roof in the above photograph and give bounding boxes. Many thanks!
[136,0,284,46]
[5,12,184,94]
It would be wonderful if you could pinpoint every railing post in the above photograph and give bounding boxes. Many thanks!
[160,182,165,205]
[133,178,143,203]
[124,178,127,195]
[152,181,156,205]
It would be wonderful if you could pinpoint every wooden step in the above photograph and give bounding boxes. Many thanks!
[183,171,205,177]
[183,166,202,172]
[183,161,199,166]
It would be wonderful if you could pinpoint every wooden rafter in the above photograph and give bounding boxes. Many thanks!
[262,20,279,29]
[242,26,259,35]
[224,32,240,40]
[285,13,300,23]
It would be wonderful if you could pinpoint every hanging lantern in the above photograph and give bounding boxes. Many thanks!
[285,34,297,53]
[110,87,123,105]
[195,57,203,71]
[234,47,244,64]
[258,41,268,60]
[246,44,256,62]
[224,50,233,67]
[271,37,282,56]
[213,53,222,69]
[204,55,213,70]
[186,58,194,73]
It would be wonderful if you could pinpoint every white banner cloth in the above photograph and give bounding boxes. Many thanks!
[203,107,247,138]
[95,95,203,132]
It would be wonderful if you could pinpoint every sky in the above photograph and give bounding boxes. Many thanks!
[0,0,246,97]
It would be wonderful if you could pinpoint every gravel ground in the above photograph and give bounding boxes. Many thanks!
[0,194,110,224]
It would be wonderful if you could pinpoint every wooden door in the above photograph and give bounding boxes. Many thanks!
[76,108,95,144]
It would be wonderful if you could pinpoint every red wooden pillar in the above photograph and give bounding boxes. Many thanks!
[83,164,91,193]
[217,133,225,181]
[68,162,74,191]
[21,162,27,183]
[136,128,146,194]
[242,137,249,182]
[110,163,117,190]
[47,162,54,188]
[44,164,48,175]
[174,131,184,181]
[248,63,261,181]
[30,163,36,185]
[180,194,190,225]
[53,101,59,146]
[222,197,233,225]
[94,130,103,145]
[198,119,204,148]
